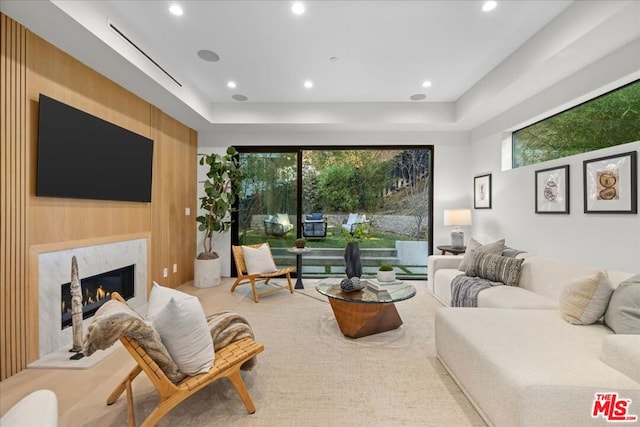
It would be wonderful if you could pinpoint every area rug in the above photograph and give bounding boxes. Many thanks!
[69,279,485,427]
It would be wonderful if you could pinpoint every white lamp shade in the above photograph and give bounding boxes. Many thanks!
[443,209,472,226]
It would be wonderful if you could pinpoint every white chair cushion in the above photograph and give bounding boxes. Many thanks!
[346,213,359,225]
[276,213,290,225]
[243,244,277,274]
[0,389,58,427]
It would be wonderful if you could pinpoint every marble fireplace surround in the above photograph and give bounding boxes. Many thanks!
[36,235,149,358]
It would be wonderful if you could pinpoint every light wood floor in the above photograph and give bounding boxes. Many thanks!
[0,344,142,425]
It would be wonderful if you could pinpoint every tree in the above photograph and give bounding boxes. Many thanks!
[514,81,640,167]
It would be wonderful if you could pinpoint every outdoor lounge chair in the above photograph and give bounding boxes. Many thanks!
[302,212,327,239]
[341,213,369,234]
[263,214,293,237]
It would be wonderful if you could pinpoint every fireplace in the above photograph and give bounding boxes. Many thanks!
[37,237,148,358]
[60,265,135,329]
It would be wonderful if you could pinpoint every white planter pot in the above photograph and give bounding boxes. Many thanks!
[376,270,396,282]
[194,257,221,288]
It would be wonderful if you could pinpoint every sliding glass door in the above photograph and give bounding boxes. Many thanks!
[236,150,298,246]
[233,146,432,279]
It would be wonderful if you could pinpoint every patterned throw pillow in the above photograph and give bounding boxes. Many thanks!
[465,251,524,287]
[559,271,613,325]
[458,238,505,271]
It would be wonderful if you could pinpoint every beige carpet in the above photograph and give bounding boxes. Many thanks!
[0,279,485,426]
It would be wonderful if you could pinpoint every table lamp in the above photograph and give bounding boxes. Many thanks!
[443,209,472,248]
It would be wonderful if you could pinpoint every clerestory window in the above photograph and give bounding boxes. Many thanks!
[512,80,640,168]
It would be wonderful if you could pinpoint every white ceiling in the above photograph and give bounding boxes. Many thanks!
[104,0,571,103]
[2,0,639,132]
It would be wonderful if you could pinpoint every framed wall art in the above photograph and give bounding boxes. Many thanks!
[474,174,492,209]
[583,151,637,214]
[535,165,569,214]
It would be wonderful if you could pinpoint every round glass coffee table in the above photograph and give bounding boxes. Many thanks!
[315,278,416,338]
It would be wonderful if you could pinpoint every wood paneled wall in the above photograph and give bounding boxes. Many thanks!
[1,13,29,382]
[0,14,197,380]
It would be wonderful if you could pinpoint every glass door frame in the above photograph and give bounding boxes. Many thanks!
[231,145,434,278]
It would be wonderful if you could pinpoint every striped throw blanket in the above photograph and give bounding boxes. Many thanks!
[450,274,502,307]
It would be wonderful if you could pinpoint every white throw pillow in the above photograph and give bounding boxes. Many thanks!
[153,296,214,375]
[559,271,613,325]
[147,281,190,322]
[243,244,277,274]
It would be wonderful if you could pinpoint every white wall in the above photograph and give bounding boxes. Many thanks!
[198,130,471,275]
[467,37,640,273]
[471,135,639,272]
[198,37,640,275]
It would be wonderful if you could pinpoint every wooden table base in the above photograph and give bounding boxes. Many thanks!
[327,298,403,338]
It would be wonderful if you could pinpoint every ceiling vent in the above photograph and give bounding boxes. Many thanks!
[108,22,182,88]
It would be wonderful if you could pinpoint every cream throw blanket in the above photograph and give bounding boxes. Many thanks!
[83,300,256,383]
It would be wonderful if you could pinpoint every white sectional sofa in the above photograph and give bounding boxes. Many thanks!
[429,252,640,427]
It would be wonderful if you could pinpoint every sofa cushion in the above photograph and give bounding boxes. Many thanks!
[433,269,464,306]
[465,252,524,287]
[458,238,505,271]
[517,256,601,301]
[435,308,639,427]
[559,271,613,325]
[601,334,640,383]
[477,285,558,309]
[604,274,640,334]
[242,244,277,274]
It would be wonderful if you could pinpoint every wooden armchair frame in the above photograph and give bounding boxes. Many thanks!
[231,242,295,303]
[107,293,264,427]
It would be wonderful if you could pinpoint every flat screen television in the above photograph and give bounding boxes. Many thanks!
[36,94,154,202]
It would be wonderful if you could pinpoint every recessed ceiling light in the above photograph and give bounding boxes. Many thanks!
[197,49,220,62]
[304,80,314,89]
[232,94,248,101]
[291,2,305,15]
[169,4,183,16]
[410,94,426,101]
[227,81,237,89]
[422,80,432,88]
[482,1,497,12]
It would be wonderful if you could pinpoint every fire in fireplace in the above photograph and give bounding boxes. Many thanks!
[60,265,135,329]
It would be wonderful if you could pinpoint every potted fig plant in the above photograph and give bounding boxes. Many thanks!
[194,146,243,287]
[376,264,396,282]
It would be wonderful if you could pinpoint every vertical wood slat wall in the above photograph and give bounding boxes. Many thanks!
[1,14,28,381]
[0,14,197,380]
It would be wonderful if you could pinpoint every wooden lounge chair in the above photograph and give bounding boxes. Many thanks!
[107,293,264,427]
[231,242,295,303]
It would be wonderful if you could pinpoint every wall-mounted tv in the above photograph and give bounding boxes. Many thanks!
[36,94,154,202]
